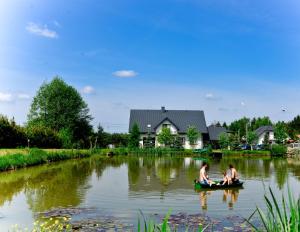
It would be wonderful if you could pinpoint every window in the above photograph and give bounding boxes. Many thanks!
[162,124,169,128]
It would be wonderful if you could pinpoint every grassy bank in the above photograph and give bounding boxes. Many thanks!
[0,148,99,172]
[128,148,196,156]
[222,149,271,156]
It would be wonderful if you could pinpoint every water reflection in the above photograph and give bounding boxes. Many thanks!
[198,188,241,211]
[0,155,299,230]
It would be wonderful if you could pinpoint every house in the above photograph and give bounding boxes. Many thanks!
[255,125,275,145]
[129,107,209,149]
[207,125,228,148]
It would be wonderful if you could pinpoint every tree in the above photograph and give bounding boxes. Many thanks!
[247,131,258,150]
[219,132,230,150]
[0,115,26,148]
[274,122,288,144]
[57,128,73,148]
[128,123,140,148]
[222,122,228,129]
[157,127,173,147]
[229,133,240,150]
[263,132,270,149]
[187,126,199,147]
[287,115,300,139]
[229,117,250,138]
[250,117,272,131]
[26,124,61,148]
[27,77,93,147]
[95,124,110,148]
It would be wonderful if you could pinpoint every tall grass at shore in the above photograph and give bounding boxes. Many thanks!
[248,187,300,232]
[0,148,95,171]
[222,150,271,156]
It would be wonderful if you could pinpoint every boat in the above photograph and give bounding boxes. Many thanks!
[194,180,244,190]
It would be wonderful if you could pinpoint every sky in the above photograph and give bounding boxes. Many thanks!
[1,0,300,132]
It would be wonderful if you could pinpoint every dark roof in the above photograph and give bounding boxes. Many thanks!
[207,125,227,141]
[255,125,273,137]
[129,107,208,133]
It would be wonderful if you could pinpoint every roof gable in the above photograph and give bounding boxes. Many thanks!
[255,125,274,137]
[129,108,208,134]
[208,125,227,141]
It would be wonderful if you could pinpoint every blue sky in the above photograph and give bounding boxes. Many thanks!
[1,0,300,132]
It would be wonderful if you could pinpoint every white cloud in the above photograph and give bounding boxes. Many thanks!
[0,92,13,102]
[82,86,95,94]
[204,93,219,100]
[17,94,30,100]
[205,93,216,100]
[26,22,58,39]
[113,70,138,78]
[241,101,246,106]
[53,20,61,28]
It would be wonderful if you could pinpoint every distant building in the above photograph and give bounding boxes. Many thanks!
[207,125,228,148]
[129,107,209,149]
[255,125,274,145]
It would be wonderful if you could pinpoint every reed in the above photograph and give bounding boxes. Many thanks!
[248,186,300,232]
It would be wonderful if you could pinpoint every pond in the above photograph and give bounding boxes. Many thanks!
[0,155,300,231]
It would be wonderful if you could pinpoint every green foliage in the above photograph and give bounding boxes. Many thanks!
[263,132,270,150]
[219,132,230,149]
[57,128,73,148]
[0,115,26,148]
[247,131,258,150]
[270,144,287,157]
[0,148,94,172]
[186,126,199,146]
[287,115,300,139]
[110,133,129,147]
[129,148,193,156]
[129,123,140,148]
[229,117,250,138]
[172,136,183,149]
[248,187,300,232]
[222,150,271,156]
[27,77,93,147]
[229,133,240,150]
[250,117,272,131]
[26,124,61,148]
[157,128,173,147]
[95,124,110,148]
[274,122,288,144]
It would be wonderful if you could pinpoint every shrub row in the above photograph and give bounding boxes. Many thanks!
[222,150,271,156]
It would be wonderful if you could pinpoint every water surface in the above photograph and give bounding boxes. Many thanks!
[0,155,299,231]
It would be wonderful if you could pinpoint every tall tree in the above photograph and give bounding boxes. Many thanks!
[247,131,258,150]
[229,117,250,138]
[219,132,230,150]
[187,126,199,147]
[274,121,288,144]
[128,123,140,148]
[27,77,92,147]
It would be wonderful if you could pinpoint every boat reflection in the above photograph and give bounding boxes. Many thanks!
[199,188,242,211]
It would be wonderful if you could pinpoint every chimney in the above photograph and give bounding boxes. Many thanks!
[161,106,166,113]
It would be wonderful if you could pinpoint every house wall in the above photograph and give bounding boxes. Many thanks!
[183,134,203,149]
[257,132,275,145]
[155,120,178,134]
[139,120,204,149]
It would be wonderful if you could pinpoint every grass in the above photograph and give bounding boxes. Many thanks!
[129,148,201,156]
[222,150,271,156]
[247,186,300,232]
[0,148,96,172]
[137,210,208,232]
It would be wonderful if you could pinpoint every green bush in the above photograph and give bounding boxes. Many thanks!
[270,144,287,156]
